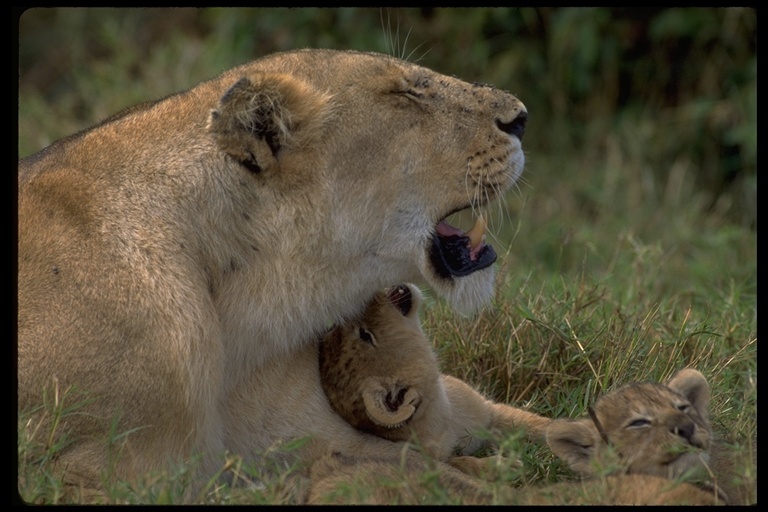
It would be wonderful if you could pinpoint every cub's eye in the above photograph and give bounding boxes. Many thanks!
[627,418,651,428]
[676,403,691,413]
[358,327,375,346]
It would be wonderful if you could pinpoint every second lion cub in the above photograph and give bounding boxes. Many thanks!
[545,368,756,505]
[318,283,550,474]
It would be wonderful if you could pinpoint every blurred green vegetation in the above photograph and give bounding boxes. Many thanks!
[18,7,756,229]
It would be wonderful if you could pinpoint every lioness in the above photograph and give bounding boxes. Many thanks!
[546,368,756,505]
[18,49,527,494]
[318,283,551,475]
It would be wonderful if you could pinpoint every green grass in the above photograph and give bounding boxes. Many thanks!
[17,7,755,505]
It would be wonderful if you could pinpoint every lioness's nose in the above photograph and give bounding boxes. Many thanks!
[496,109,527,140]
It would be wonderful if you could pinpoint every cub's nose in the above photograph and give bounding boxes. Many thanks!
[496,109,527,140]
[671,419,703,447]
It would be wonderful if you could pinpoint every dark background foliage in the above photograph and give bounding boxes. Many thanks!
[18,7,756,228]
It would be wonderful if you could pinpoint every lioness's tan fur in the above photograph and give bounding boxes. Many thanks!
[318,283,551,475]
[18,49,527,494]
[546,368,756,505]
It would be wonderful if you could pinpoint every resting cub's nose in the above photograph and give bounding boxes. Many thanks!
[496,109,527,140]
[671,419,697,445]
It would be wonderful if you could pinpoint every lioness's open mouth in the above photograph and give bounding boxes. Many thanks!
[430,214,496,278]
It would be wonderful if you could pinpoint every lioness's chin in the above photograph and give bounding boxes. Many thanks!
[422,263,497,315]
[418,216,500,314]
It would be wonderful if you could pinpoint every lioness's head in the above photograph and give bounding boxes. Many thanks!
[546,369,712,481]
[319,283,440,441]
[207,50,527,314]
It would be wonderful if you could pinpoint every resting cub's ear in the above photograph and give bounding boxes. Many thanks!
[546,419,599,476]
[665,368,710,424]
[207,73,332,173]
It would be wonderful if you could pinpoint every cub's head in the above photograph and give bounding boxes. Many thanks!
[206,50,527,314]
[547,369,712,481]
[318,283,441,442]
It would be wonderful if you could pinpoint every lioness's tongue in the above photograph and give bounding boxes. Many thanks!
[435,220,465,238]
[436,216,487,256]
[430,216,496,278]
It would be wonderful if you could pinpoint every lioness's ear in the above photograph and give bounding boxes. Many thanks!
[666,368,710,422]
[546,419,599,475]
[207,73,332,173]
[361,378,422,428]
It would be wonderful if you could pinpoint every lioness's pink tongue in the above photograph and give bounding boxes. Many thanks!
[430,215,496,277]
[436,216,487,261]
[435,220,465,237]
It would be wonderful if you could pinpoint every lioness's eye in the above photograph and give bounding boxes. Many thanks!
[403,90,423,101]
[358,327,375,346]
[627,418,651,428]
[389,89,422,102]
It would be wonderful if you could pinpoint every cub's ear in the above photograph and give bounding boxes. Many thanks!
[385,284,422,319]
[546,419,599,476]
[361,378,422,428]
[666,368,710,423]
[207,73,332,173]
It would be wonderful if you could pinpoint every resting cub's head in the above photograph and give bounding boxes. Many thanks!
[547,369,712,481]
[318,283,440,442]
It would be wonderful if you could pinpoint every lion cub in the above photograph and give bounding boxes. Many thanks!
[546,368,756,505]
[318,283,551,474]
